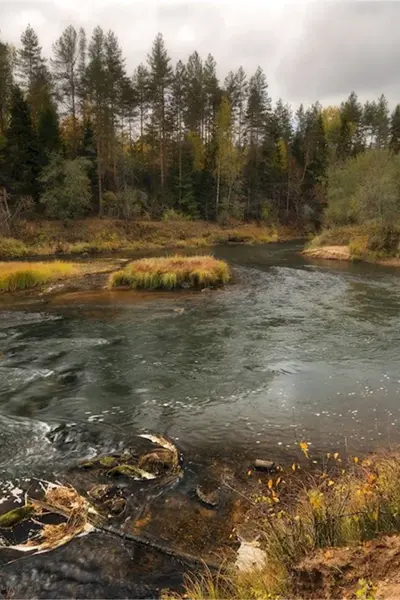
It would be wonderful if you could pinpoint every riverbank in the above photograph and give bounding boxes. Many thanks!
[304,224,400,266]
[0,218,303,259]
[171,449,400,600]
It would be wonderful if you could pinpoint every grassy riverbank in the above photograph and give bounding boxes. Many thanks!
[171,450,400,599]
[0,219,302,260]
[305,223,400,265]
[0,261,80,292]
[110,255,230,290]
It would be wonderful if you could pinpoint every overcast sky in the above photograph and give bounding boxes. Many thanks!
[1,0,399,108]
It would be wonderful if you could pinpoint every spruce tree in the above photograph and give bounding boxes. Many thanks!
[17,25,45,92]
[0,41,14,137]
[4,86,40,198]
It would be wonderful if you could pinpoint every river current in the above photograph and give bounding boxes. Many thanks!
[1,243,400,476]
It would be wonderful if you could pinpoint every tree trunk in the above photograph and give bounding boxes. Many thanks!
[216,158,221,215]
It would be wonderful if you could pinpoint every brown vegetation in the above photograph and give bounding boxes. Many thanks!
[0,218,300,259]
[110,255,231,290]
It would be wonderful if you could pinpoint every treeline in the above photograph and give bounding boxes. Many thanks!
[1,25,400,225]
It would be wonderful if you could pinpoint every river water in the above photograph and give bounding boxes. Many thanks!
[1,242,400,596]
[1,242,400,477]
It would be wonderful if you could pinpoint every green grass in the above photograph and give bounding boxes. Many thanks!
[0,237,30,259]
[0,261,79,292]
[109,255,231,290]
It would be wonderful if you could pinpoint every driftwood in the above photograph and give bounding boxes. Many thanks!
[96,523,222,571]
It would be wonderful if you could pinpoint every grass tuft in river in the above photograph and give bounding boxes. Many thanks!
[0,261,80,292]
[109,255,231,290]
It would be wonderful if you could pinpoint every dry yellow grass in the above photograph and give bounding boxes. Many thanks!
[110,255,231,290]
[0,261,79,292]
[169,450,400,600]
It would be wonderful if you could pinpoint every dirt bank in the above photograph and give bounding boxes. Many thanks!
[295,534,400,599]
[303,245,400,267]
[0,218,303,259]
[303,246,351,261]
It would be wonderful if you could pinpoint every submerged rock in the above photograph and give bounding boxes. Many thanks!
[195,485,220,508]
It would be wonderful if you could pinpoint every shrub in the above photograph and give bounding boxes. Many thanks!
[0,237,30,259]
[110,255,231,290]
[162,208,192,222]
[325,150,400,227]
[40,154,92,219]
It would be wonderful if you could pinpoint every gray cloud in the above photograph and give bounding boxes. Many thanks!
[1,0,400,107]
[277,1,400,106]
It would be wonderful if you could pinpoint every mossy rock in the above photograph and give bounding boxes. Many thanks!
[79,455,120,470]
[138,448,178,475]
[0,504,35,528]
[108,464,146,478]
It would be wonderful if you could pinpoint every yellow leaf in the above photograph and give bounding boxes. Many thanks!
[326,453,331,459]
[333,452,339,460]
[299,441,310,458]
[292,463,297,471]
[353,457,359,464]
[268,479,273,489]
[276,477,282,486]
[328,480,335,486]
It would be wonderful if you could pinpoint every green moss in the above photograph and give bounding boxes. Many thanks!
[0,504,35,528]
[108,464,146,478]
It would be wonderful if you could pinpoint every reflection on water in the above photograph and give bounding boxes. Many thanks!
[1,243,400,475]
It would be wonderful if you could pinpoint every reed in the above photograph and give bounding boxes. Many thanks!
[109,255,231,290]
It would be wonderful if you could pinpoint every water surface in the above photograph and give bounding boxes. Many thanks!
[1,242,400,475]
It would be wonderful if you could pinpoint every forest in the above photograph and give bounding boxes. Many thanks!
[1,24,400,228]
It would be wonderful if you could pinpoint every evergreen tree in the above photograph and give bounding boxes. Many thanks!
[0,41,14,137]
[51,25,85,155]
[17,25,45,92]
[389,105,400,154]
[185,51,204,136]
[147,33,172,198]
[4,86,40,198]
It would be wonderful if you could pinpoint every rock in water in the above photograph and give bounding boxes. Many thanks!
[195,485,220,508]
[254,459,276,472]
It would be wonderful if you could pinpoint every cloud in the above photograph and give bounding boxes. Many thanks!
[277,1,400,106]
[1,0,400,107]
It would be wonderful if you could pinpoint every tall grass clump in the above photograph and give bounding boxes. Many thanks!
[110,255,231,290]
[173,450,400,600]
[0,261,79,292]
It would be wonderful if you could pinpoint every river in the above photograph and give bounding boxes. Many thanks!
[1,242,400,595]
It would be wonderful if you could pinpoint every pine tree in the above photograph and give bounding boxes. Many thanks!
[203,53,220,142]
[171,60,187,207]
[51,25,85,155]
[375,94,390,149]
[133,64,150,154]
[86,26,107,212]
[147,33,172,198]
[185,51,204,136]
[244,67,271,217]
